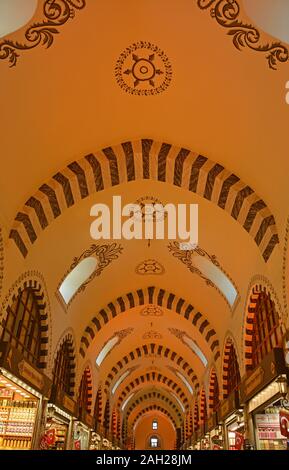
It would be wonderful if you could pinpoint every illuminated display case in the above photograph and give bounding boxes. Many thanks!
[0,374,39,450]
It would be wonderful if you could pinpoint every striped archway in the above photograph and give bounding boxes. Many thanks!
[10,139,278,262]
[222,336,241,399]
[77,366,93,414]
[80,286,221,361]
[0,271,51,370]
[117,372,189,410]
[208,367,220,413]
[199,388,207,426]
[104,344,199,392]
[94,385,103,427]
[124,391,183,421]
[244,284,284,371]
[194,401,199,431]
[52,332,76,397]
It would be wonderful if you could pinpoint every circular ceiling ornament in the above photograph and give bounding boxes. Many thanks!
[115,41,172,96]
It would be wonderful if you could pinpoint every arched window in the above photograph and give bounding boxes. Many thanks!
[152,419,158,430]
[77,367,92,416]
[150,435,159,448]
[52,338,75,396]
[223,340,241,398]
[251,291,282,368]
[1,288,41,366]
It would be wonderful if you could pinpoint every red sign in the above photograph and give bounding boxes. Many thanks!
[74,439,81,450]
[280,410,289,438]
[234,432,244,450]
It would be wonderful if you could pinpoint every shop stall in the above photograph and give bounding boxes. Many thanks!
[42,386,77,450]
[218,390,244,450]
[240,348,288,451]
[0,342,52,450]
[89,432,102,450]
[72,410,94,450]
[207,412,223,450]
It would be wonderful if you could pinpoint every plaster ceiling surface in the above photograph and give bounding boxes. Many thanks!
[0,0,288,430]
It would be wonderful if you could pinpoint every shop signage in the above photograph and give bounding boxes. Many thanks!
[218,390,240,422]
[240,348,287,403]
[50,385,77,416]
[207,412,218,432]
[0,342,52,397]
[80,409,95,428]
[280,410,289,439]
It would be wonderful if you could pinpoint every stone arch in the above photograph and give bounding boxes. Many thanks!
[222,335,241,399]
[51,331,76,396]
[117,372,189,410]
[244,282,285,371]
[0,270,51,369]
[199,388,207,425]
[77,365,93,414]
[104,344,199,392]
[10,139,278,262]
[80,286,220,361]
[208,367,220,412]
[125,392,183,421]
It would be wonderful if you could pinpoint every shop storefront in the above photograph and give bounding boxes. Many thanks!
[240,348,288,451]
[89,431,102,450]
[207,412,223,450]
[0,342,51,450]
[218,390,244,450]
[72,410,94,450]
[41,386,77,450]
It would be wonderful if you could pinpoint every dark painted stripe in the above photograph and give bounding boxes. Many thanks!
[174,148,191,187]
[25,197,48,230]
[142,139,153,179]
[108,302,117,318]
[255,215,275,246]
[85,154,104,191]
[102,147,120,186]
[157,143,171,182]
[127,292,135,309]
[53,172,74,208]
[204,163,224,200]
[231,186,254,220]
[68,161,89,199]
[92,317,101,331]
[176,298,185,313]
[262,233,279,262]
[205,329,216,341]
[15,213,37,243]
[122,141,135,182]
[157,288,165,305]
[243,200,266,233]
[146,286,154,304]
[9,230,28,258]
[192,312,202,325]
[39,184,61,218]
[167,293,175,309]
[117,297,126,312]
[99,309,109,323]
[189,155,207,192]
[184,304,193,319]
[210,340,219,351]
[137,289,145,305]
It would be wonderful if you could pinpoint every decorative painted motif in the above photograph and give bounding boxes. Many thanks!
[140,304,164,317]
[58,242,123,307]
[196,0,288,70]
[167,241,238,308]
[133,196,167,222]
[0,0,87,67]
[135,259,165,275]
[282,217,289,317]
[115,41,172,95]
[142,330,162,340]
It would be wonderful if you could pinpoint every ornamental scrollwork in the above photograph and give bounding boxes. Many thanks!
[196,0,288,70]
[70,242,123,295]
[0,0,86,67]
